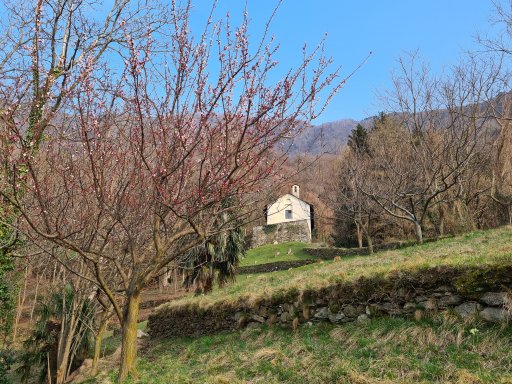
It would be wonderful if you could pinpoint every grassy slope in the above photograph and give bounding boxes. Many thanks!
[115,317,512,383]
[85,227,512,383]
[164,227,512,309]
[239,242,314,266]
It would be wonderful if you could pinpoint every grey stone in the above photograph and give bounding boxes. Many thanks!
[328,313,345,323]
[396,288,410,299]
[246,322,262,330]
[357,314,370,322]
[251,220,312,247]
[454,302,480,318]
[403,302,417,313]
[342,304,357,318]
[480,292,508,307]
[438,295,463,308]
[415,296,428,303]
[480,307,510,323]
[377,302,401,315]
[251,314,266,323]
[137,329,149,338]
[314,307,329,320]
[280,312,291,322]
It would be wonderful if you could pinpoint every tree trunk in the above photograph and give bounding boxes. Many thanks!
[12,265,29,343]
[56,307,78,384]
[414,222,423,244]
[118,292,141,383]
[91,314,109,376]
[30,274,40,321]
[355,222,363,248]
[438,206,445,237]
[158,274,165,292]
[366,234,374,255]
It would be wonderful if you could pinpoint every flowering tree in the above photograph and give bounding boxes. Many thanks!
[0,0,164,379]
[0,1,343,381]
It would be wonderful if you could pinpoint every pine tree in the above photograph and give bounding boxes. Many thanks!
[347,124,369,154]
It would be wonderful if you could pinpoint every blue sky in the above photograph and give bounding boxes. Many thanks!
[191,0,506,123]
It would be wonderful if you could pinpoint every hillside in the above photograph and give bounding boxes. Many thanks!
[161,227,512,309]
[288,119,359,154]
[106,317,512,383]
[82,227,512,383]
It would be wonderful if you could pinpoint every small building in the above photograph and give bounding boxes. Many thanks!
[265,185,314,232]
[251,185,315,247]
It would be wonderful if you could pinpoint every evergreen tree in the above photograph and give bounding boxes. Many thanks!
[347,124,369,154]
[371,112,388,131]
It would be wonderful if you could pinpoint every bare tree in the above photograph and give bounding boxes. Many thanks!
[327,147,383,253]
[0,0,165,151]
[361,54,499,243]
[0,2,343,381]
[488,93,512,224]
[0,0,167,359]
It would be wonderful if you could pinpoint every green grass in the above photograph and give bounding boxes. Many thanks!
[84,227,512,383]
[105,317,512,383]
[162,226,512,310]
[239,242,313,266]
[99,321,149,359]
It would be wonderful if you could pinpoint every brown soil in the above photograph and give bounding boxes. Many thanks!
[14,274,188,342]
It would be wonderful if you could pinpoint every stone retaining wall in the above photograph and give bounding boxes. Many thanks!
[304,237,450,259]
[251,220,311,248]
[148,264,512,339]
[238,259,316,274]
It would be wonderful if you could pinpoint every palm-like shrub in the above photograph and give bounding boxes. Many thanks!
[17,284,94,383]
[182,226,246,295]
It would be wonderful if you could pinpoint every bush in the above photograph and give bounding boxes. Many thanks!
[0,348,15,384]
[262,224,278,234]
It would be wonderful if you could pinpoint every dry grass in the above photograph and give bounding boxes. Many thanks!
[92,316,512,383]
[78,227,512,383]
[159,226,512,311]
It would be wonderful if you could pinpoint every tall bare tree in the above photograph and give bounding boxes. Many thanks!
[361,54,500,243]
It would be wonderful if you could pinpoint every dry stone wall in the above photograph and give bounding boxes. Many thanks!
[238,259,316,274]
[148,264,512,339]
[251,220,311,248]
[304,237,450,259]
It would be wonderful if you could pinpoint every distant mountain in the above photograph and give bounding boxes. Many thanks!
[287,91,509,156]
[287,119,359,155]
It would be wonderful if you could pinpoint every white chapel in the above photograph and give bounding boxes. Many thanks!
[265,185,315,234]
